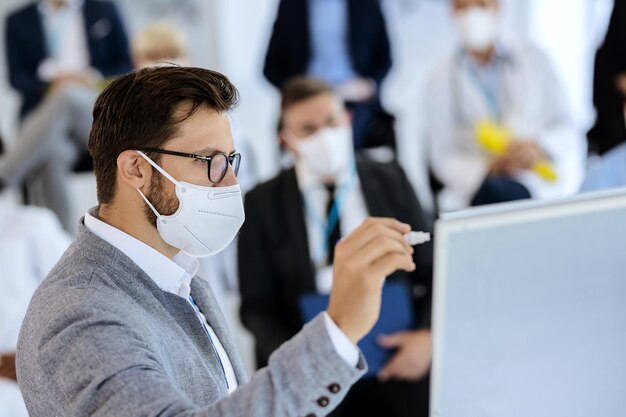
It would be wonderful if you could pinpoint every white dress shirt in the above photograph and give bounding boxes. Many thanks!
[37,0,91,81]
[295,159,369,294]
[307,0,359,86]
[84,207,359,378]
[0,198,71,417]
[0,199,71,352]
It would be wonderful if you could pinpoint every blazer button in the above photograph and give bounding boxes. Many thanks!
[317,396,330,407]
[328,383,341,394]
[413,284,427,297]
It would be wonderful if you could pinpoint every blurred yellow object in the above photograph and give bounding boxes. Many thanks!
[96,78,113,93]
[475,119,558,182]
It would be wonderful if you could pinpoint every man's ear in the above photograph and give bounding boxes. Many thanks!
[344,106,354,124]
[117,150,151,192]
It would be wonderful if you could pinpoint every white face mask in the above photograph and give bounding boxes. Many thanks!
[136,151,245,258]
[455,6,500,53]
[295,126,354,178]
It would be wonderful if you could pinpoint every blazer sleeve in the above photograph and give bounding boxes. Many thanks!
[237,190,296,366]
[17,303,365,417]
[5,12,48,101]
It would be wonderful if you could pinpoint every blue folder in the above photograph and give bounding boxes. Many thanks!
[298,280,415,377]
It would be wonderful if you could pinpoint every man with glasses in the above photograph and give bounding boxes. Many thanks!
[16,66,418,417]
[238,77,433,417]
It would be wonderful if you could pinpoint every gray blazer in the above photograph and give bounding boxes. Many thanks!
[17,221,365,416]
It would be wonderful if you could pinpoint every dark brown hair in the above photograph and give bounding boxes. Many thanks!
[88,66,239,203]
[278,76,335,132]
[280,76,334,112]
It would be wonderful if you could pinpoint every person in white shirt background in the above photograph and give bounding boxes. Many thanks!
[0,134,72,417]
[424,0,586,212]
[0,21,195,417]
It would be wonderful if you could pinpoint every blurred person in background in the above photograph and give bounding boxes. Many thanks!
[263,0,394,151]
[425,0,585,212]
[588,0,626,156]
[238,77,432,417]
[131,20,190,68]
[580,140,626,192]
[0,0,131,231]
[0,135,72,417]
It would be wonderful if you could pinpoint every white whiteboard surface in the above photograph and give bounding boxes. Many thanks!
[431,189,626,417]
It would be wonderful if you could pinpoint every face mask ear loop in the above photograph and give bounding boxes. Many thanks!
[136,188,163,220]
[135,150,179,186]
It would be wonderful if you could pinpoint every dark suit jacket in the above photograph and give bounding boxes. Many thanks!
[263,0,392,89]
[238,159,432,367]
[5,0,132,119]
[588,0,626,155]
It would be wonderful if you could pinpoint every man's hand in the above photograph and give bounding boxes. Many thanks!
[489,141,544,176]
[51,71,97,91]
[0,352,17,381]
[377,330,432,382]
[336,77,376,102]
[615,73,626,97]
[327,218,416,344]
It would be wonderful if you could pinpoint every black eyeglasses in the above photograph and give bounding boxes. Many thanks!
[136,147,241,184]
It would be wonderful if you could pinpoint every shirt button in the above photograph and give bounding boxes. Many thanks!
[327,383,341,394]
[317,396,330,407]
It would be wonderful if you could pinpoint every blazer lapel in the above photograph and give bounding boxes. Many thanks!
[189,278,249,385]
[280,169,316,294]
[82,0,113,64]
[27,5,48,61]
[357,160,394,218]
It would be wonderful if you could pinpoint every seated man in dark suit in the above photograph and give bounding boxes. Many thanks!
[0,0,131,230]
[238,77,432,417]
[263,0,393,150]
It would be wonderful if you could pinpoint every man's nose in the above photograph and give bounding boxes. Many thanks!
[218,164,238,187]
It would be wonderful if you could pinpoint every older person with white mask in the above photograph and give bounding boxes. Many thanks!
[424,0,585,212]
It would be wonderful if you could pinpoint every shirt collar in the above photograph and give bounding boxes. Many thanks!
[39,0,84,15]
[84,207,199,299]
[460,42,512,68]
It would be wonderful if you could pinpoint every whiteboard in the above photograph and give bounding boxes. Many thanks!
[431,189,626,417]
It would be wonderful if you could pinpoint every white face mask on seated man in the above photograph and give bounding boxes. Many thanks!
[294,125,355,180]
[454,5,501,53]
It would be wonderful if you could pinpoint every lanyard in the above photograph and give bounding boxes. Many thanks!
[453,51,508,124]
[302,163,357,266]
[465,61,502,120]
